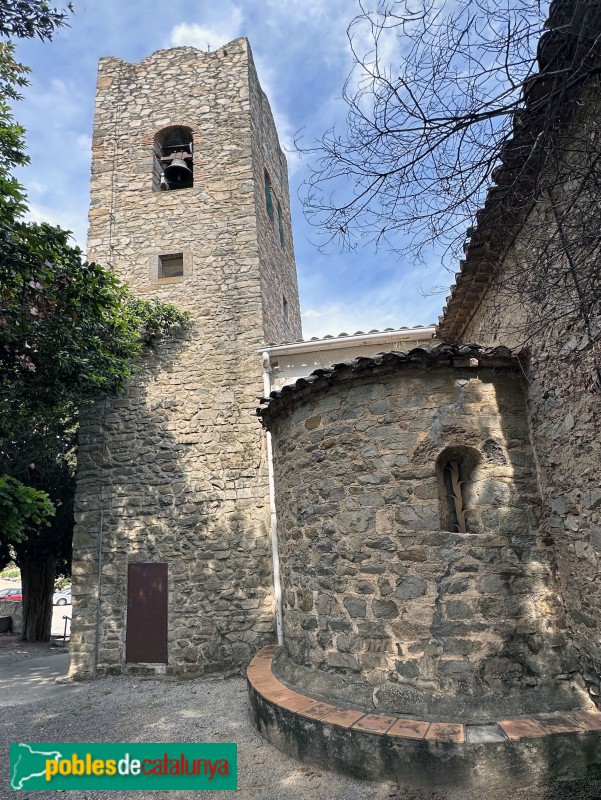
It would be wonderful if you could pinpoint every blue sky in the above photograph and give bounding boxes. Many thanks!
[12,0,451,339]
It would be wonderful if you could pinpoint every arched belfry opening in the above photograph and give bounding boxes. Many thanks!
[435,446,481,532]
[153,126,193,191]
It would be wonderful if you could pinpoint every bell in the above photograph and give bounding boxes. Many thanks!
[163,158,193,187]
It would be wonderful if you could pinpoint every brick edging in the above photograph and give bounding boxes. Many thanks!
[247,646,601,744]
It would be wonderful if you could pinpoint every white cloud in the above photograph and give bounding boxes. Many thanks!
[21,75,85,133]
[252,55,301,174]
[28,181,47,195]
[257,0,352,69]
[261,0,350,24]
[24,202,87,251]
[169,8,244,52]
[344,3,408,101]
[301,291,442,339]
[299,255,448,340]
[168,8,301,175]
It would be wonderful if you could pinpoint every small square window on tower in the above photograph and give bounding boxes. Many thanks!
[159,253,184,279]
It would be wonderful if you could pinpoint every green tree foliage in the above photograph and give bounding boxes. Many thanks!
[0,475,54,544]
[0,43,29,218]
[1,408,77,574]
[0,44,189,418]
[0,8,190,640]
[0,1,72,41]
[0,413,75,641]
[0,222,190,416]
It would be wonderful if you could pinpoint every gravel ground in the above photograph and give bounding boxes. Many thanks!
[1,639,601,800]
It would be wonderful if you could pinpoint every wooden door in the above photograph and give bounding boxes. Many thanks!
[126,563,168,663]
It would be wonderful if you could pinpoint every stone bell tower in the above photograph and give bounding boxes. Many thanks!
[69,39,302,679]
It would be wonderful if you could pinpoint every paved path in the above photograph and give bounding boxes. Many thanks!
[0,649,69,706]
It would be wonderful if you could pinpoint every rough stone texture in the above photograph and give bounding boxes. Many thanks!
[460,210,601,707]
[70,40,302,680]
[264,361,587,720]
[436,37,601,709]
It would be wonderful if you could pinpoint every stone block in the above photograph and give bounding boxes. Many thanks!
[344,597,366,618]
[372,599,399,619]
[590,525,601,552]
[398,548,428,562]
[394,504,439,531]
[465,724,507,743]
[442,638,483,656]
[444,599,477,620]
[329,618,352,632]
[395,576,427,599]
[2,601,22,635]
[325,651,360,671]
[390,620,430,640]
[395,659,420,678]
[583,489,601,511]
[439,577,471,594]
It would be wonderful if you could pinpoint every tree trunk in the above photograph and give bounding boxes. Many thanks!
[19,557,56,642]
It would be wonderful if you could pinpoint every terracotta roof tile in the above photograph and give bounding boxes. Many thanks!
[257,343,525,422]
[265,325,435,348]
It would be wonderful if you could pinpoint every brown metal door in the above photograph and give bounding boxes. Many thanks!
[126,563,168,663]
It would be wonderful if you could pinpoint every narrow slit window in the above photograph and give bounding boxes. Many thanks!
[283,294,289,324]
[264,169,274,221]
[436,446,480,533]
[277,200,285,248]
[443,460,467,533]
[159,253,184,279]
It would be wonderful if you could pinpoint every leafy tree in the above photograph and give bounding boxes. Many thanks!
[0,221,191,417]
[0,1,72,41]
[0,7,190,640]
[0,475,54,544]
[0,469,61,641]
[1,273,188,643]
[1,412,74,641]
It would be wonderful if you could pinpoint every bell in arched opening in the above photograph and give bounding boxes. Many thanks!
[163,157,193,188]
[155,125,194,191]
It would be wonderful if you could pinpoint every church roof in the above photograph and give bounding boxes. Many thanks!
[437,0,601,341]
[257,343,524,423]
[264,325,435,352]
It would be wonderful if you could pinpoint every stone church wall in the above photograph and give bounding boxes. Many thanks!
[462,211,601,704]
[262,352,582,721]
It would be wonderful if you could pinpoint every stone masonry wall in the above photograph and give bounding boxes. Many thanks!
[265,360,585,721]
[462,211,601,705]
[248,50,302,346]
[70,40,301,679]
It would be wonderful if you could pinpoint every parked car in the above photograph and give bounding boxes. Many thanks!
[53,587,72,606]
[0,587,22,600]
